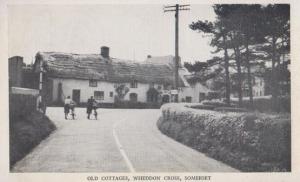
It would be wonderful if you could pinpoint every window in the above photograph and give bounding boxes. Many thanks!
[89,80,97,87]
[129,93,138,102]
[199,92,205,102]
[186,96,192,103]
[130,80,138,88]
[109,91,113,97]
[94,91,104,100]
[252,77,256,85]
[163,84,170,90]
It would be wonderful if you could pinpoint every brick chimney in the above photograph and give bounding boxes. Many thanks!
[101,46,109,58]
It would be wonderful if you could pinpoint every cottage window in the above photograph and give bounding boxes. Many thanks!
[199,92,205,102]
[129,93,138,102]
[94,91,104,100]
[185,96,192,103]
[130,80,138,88]
[89,80,97,87]
[163,84,170,90]
[109,91,113,97]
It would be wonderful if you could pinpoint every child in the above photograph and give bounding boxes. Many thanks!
[64,96,72,119]
[69,100,76,120]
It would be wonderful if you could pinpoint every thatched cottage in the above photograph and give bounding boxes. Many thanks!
[33,46,211,105]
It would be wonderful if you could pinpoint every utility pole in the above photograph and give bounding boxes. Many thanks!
[164,4,190,102]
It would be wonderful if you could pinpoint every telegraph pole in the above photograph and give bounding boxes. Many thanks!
[164,4,190,102]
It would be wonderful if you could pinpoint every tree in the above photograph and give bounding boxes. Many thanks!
[259,4,290,111]
[114,84,129,102]
[184,61,208,73]
[214,4,265,108]
[190,18,232,105]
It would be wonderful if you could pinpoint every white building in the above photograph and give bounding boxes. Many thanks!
[32,46,211,106]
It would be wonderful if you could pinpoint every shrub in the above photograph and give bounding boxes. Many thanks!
[158,104,291,172]
[9,93,37,118]
[201,99,229,107]
[233,96,290,113]
[214,107,247,112]
[9,93,56,168]
[114,100,161,109]
[189,104,215,110]
[10,111,56,168]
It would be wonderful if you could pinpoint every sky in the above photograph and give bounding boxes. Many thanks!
[8,4,217,64]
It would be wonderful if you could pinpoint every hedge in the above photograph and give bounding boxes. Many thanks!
[157,104,291,172]
[49,100,161,109]
[9,93,56,168]
[233,96,290,113]
[9,93,37,117]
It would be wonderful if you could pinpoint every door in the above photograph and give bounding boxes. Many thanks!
[199,92,205,102]
[162,95,170,103]
[129,93,138,102]
[72,89,80,104]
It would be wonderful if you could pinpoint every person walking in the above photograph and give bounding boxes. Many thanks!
[64,96,72,119]
[69,100,76,120]
[86,96,94,119]
[87,96,98,119]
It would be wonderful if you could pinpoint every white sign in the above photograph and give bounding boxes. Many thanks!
[171,89,179,95]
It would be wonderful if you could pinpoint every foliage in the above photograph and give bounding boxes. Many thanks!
[184,61,208,73]
[10,112,56,168]
[158,104,291,171]
[114,100,161,109]
[189,4,290,111]
[114,84,129,101]
[9,93,37,117]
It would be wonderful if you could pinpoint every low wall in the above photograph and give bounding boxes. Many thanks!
[157,103,291,172]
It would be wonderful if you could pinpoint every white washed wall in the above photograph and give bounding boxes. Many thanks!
[179,82,211,103]
[252,76,265,97]
[51,78,116,103]
[50,78,161,103]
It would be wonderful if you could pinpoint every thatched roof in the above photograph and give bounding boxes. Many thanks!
[36,52,185,86]
[145,55,182,67]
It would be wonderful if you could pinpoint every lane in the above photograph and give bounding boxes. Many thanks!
[115,109,238,172]
[12,107,238,172]
[12,108,129,172]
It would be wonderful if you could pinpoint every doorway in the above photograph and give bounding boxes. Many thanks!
[72,89,80,104]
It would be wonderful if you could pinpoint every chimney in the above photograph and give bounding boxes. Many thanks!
[101,46,109,58]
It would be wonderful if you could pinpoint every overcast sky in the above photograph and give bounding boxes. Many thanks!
[8,4,217,64]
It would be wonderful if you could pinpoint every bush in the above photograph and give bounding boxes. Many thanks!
[10,111,56,168]
[9,93,37,117]
[233,96,290,113]
[9,93,56,168]
[214,107,247,112]
[189,104,215,110]
[114,100,161,109]
[158,104,291,172]
[202,100,229,107]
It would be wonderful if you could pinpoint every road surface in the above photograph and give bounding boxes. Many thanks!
[12,107,238,172]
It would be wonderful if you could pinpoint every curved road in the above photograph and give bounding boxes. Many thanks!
[12,107,238,172]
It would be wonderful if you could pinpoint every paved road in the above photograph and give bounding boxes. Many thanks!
[12,107,238,172]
